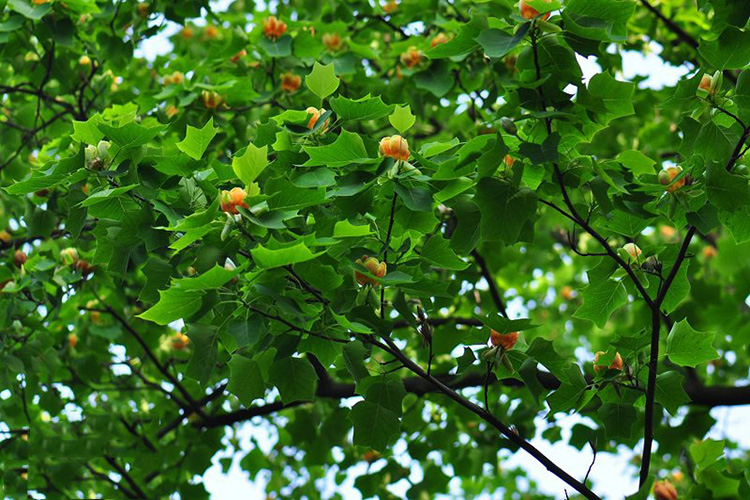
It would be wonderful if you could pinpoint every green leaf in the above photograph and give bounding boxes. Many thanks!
[518,133,560,165]
[8,0,52,20]
[598,402,637,440]
[98,122,165,149]
[616,150,656,176]
[137,289,203,325]
[578,71,635,123]
[172,265,241,290]
[389,105,415,134]
[259,34,292,58]
[665,319,719,367]
[177,118,218,160]
[333,220,372,238]
[251,242,323,269]
[561,0,636,42]
[227,356,266,406]
[699,26,750,70]
[475,178,538,244]
[475,24,530,58]
[305,61,340,99]
[268,357,316,404]
[420,236,469,270]
[525,338,571,383]
[349,401,400,451]
[72,115,105,144]
[302,130,373,167]
[342,341,370,382]
[360,375,406,416]
[573,279,628,328]
[185,325,219,386]
[232,143,268,185]
[689,439,726,470]
[330,94,393,121]
[655,371,690,416]
[394,183,432,212]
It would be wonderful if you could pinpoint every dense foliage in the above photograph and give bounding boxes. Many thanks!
[2,0,750,498]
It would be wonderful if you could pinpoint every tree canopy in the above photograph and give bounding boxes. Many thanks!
[2,0,750,498]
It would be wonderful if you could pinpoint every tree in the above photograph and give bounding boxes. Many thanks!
[2,0,750,498]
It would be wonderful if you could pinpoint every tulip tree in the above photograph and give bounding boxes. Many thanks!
[3,0,750,498]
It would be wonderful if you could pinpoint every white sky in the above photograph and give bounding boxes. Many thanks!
[127,4,749,500]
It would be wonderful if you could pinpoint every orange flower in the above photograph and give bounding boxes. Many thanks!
[263,15,287,40]
[660,225,677,241]
[180,26,194,39]
[14,250,27,267]
[658,166,685,193]
[165,104,179,118]
[305,107,329,130]
[703,246,718,259]
[79,55,91,66]
[205,25,220,40]
[490,330,519,350]
[653,480,678,500]
[137,3,149,17]
[201,90,223,109]
[68,333,78,349]
[280,72,301,92]
[231,49,247,63]
[504,154,515,168]
[520,0,552,20]
[560,285,573,300]
[379,135,409,161]
[431,33,449,48]
[354,255,387,286]
[171,332,190,350]
[400,46,423,68]
[163,71,184,85]
[594,351,623,373]
[322,33,343,51]
[0,230,11,244]
[220,187,249,214]
[382,0,398,14]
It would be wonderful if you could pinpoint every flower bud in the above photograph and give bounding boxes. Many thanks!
[14,250,27,267]
[79,55,91,66]
[322,33,343,51]
[431,33,449,48]
[97,140,111,163]
[400,46,423,68]
[653,480,677,500]
[0,230,11,244]
[60,247,79,265]
[68,333,78,349]
[201,90,223,109]
[501,117,518,135]
[658,166,685,193]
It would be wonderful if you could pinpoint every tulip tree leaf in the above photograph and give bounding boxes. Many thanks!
[232,143,268,185]
[306,61,340,99]
[666,319,719,368]
[177,118,218,160]
[389,105,415,134]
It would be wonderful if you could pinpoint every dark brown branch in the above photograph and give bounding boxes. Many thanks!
[472,249,508,317]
